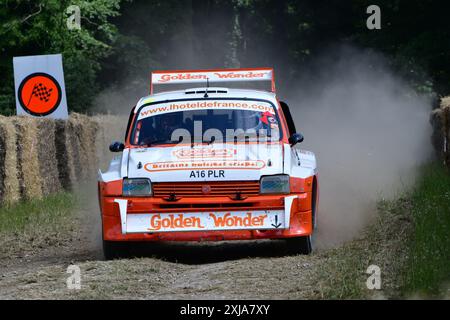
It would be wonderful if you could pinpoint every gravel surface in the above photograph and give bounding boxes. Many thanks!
[0,195,411,299]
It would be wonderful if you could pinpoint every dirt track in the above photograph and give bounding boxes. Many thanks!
[0,217,324,299]
[0,194,411,300]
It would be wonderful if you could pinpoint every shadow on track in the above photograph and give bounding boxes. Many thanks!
[122,239,293,265]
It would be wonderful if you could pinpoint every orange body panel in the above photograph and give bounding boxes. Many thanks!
[99,180,315,242]
[100,86,318,243]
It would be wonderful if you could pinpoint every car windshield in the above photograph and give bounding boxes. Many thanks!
[132,100,281,146]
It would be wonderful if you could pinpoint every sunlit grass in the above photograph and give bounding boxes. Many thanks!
[0,192,76,233]
[402,162,450,297]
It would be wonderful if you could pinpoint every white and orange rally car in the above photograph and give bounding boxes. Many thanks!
[98,68,319,259]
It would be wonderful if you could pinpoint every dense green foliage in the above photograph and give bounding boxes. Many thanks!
[1,0,450,114]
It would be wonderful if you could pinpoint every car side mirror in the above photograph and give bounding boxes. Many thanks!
[288,133,304,146]
[109,141,125,152]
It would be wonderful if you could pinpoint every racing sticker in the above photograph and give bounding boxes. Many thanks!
[173,148,237,159]
[152,69,273,84]
[144,160,266,172]
[126,210,286,233]
[138,100,275,119]
[260,111,279,129]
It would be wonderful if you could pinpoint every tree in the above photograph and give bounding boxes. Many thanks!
[0,0,121,115]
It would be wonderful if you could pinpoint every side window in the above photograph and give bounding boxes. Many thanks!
[125,106,136,142]
[280,101,296,136]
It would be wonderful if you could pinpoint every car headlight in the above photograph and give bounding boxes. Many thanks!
[123,178,152,196]
[260,174,290,194]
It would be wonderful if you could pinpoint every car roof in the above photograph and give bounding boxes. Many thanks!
[135,87,278,112]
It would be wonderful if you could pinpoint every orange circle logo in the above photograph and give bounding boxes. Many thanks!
[18,72,62,116]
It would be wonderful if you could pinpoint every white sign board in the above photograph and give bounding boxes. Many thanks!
[13,54,68,119]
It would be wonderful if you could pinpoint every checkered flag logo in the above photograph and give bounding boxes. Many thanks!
[33,83,52,101]
[27,83,53,106]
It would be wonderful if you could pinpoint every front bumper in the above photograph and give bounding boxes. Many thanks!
[100,194,313,241]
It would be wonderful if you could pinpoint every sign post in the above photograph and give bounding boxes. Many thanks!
[13,54,68,119]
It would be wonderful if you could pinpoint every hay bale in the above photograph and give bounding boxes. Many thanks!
[92,115,109,171]
[66,114,89,182]
[0,116,21,204]
[55,119,77,190]
[92,114,127,171]
[99,118,113,170]
[444,107,450,167]
[36,118,62,195]
[441,96,450,109]
[0,112,127,203]
[65,117,83,184]
[438,96,450,167]
[430,108,445,159]
[56,113,99,189]
[14,116,43,200]
[78,114,99,179]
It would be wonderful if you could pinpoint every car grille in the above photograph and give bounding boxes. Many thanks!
[152,181,260,197]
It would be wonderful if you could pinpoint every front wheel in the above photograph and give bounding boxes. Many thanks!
[102,240,129,260]
[286,235,313,255]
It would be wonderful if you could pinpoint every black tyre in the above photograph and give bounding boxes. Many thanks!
[102,240,129,260]
[286,235,313,255]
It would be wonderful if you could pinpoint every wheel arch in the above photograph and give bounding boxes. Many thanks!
[312,175,319,229]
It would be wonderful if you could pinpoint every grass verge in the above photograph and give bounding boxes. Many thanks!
[313,197,412,299]
[0,192,78,261]
[402,162,450,297]
[314,162,450,299]
[0,192,76,233]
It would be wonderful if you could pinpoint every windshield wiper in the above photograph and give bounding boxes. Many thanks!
[143,139,178,147]
[188,137,216,147]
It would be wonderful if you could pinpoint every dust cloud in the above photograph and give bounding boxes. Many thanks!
[285,46,433,247]
[92,42,433,249]
[92,78,148,115]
